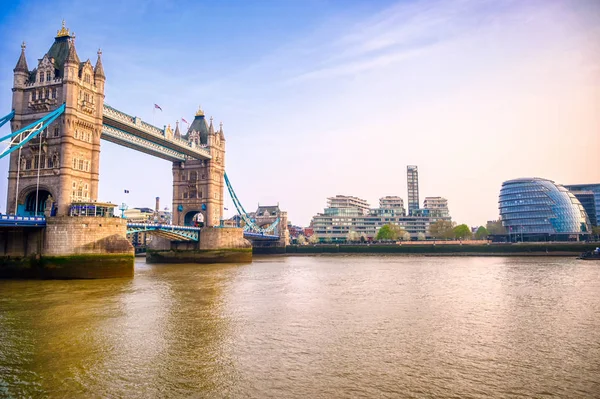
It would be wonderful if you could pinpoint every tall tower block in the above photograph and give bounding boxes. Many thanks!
[172,108,225,227]
[6,22,105,216]
[407,165,420,216]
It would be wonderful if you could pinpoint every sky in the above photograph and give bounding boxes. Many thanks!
[0,0,598,226]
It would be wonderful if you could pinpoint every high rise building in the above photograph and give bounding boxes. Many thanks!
[564,184,600,227]
[407,165,419,216]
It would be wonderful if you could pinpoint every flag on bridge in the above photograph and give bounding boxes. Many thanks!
[154,104,163,111]
[124,189,130,194]
[181,117,188,124]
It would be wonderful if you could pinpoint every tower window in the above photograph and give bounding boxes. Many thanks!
[45,89,49,99]
[39,73,43,83]
[46,72,51,82]
[53,127,59,137]
[52,88,57,99]
[25,158,32,170]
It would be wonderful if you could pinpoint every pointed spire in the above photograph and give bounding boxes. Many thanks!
[94,48,105,79]
[195,105,204,117]
[65,38,80,65]
[208,116,214,134]
[174,120,181,138]
[14,41,29,73]
[219,121,225,140]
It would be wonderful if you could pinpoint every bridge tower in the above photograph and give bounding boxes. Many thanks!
[172,108,225,227]
[6,22,105,216]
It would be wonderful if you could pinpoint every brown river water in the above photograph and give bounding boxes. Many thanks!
[1,256,599,398]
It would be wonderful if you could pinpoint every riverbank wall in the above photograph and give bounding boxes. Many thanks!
[284,243,599,256]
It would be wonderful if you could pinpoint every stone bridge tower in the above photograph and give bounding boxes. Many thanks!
[172,108,225,227]
[6,22,105,216]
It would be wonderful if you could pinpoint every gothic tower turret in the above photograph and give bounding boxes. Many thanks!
[172,106,226,227]
[6,22,105,216]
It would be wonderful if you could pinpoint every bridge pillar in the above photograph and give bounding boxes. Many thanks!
[6,23,105,217]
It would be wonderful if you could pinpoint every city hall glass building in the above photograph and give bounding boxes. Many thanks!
[499,178,591,241]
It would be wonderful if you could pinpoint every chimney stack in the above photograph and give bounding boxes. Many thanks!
[155,197,160,212]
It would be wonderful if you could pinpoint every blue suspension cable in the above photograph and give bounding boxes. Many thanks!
[0,104,65,159]
[0,110,15,130]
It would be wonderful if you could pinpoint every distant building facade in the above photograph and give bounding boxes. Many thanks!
[407,165,419,216]
[499,178,591,241]
[564,184,600,227]
[311,194,451,242]
[423,197,449,217]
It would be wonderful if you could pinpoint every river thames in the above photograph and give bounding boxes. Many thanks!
[1,256,599,398]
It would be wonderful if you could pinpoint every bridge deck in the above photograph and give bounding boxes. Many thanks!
[102,105,211,161]
[0,215,46,227]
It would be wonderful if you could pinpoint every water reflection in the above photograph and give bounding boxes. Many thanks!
[1,256,599,398]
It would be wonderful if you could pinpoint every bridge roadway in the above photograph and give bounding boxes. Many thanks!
[0,215,280,242]
[102,105,211,162]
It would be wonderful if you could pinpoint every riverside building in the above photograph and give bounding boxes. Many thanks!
[498,178,591,241]
[311,194,451,242]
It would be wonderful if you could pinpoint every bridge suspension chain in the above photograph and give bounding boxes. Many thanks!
[223,172,279,234]
[0,104,65,160]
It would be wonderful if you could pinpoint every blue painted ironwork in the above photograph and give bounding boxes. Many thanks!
[224,172,280,235]
[243,231,280,241]
[0,104,65,159]
[0,214,46,227]
[126,223,200,241]
[0,110,14,130]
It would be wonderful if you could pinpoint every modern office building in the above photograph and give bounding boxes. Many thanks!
[311,194,451,242]
[407,165,419,216]
[423,197,449,217]
[498,178,591,241]
[564,184,600,227]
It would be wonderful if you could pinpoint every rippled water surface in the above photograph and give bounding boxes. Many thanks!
[1,256,599,398]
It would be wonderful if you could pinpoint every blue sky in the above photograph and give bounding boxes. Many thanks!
[1,0,599,226]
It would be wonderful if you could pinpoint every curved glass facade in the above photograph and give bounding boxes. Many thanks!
[499,178,590,237]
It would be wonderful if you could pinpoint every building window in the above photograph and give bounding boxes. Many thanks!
[25,158,32,170]
[183,191,188,199]
[46,72,51,82]
[84,74,91,84]
[45,89,49,99]
[75,130,79,139]
[40,154,46,169]
[73,158,78,169]
[39,73,43,83]
[53,127,59,137]
[190,171,197,181]
[52,88,57,99]
[79,159,84,170]
[32,91,37,101]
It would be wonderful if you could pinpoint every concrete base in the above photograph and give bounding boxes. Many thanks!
[146,248,252,264]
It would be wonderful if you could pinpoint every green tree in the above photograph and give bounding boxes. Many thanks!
[486,219,506,235]
[429,220,456,239]
[474,226,489,240]
[376,224,405,241]
[453,224,472,240]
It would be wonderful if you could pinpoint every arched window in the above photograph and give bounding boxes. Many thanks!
[40,154,46,169]
[52,88,57,99]
[52,153,59,167]
[25,158,32,170]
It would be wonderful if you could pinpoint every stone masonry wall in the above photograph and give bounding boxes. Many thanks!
[44,216,133,255]
[199,227,251,250]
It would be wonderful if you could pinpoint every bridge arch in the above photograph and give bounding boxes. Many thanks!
[184,210,204,227]
[17,185,54,216]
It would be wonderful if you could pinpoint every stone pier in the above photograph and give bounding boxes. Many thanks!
[0,216,134,279]
[146,227,252,264]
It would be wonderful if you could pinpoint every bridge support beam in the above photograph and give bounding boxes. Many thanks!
[0,217,134,279]
[147,227,252,264]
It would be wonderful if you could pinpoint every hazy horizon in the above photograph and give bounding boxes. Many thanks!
[1,0,598,226]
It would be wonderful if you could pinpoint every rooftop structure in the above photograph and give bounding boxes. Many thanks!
[423,197,449,218]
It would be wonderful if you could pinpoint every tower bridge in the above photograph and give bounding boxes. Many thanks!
[0,22,288,278]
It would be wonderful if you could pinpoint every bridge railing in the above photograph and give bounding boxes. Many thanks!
[0,215,47,226]
[103,105,211,158]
